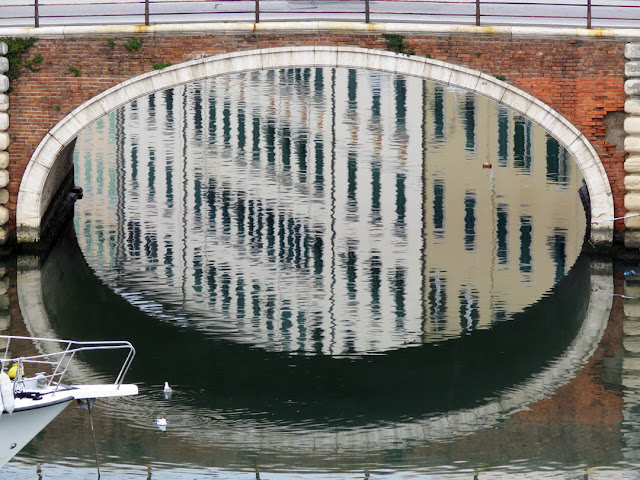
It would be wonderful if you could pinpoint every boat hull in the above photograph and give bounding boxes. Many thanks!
[0,397,73,468]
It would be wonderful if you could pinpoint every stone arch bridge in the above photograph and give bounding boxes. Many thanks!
[0,22,638,250]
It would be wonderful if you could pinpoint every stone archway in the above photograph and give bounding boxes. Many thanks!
[17,45,614,246]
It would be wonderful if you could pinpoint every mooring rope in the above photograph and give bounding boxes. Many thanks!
[592,213,640,225]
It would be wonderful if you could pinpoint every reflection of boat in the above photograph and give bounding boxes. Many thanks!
[0,335,137,468]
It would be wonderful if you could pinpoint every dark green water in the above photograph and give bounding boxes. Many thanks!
[2,68,637,479]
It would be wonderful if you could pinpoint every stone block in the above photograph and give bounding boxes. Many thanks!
[0,152,6,169]
[0,189,9,205]
[623,355,640,371]
[0,94,6,113]
[627,98,640,115]
[0,132,8,151]
[627,282,640,297]
[625,319,640,336]
[626,155,640,173]
[627,43,640,60]
[624,335,640,353]
[625,174,640,191]
[625,135,640,153]
[624,299,640,317]
[0,207,10,226]
[0,42,6,56]
[626,117,640,135]
[0,112,7,131]
[0,170,9,189]
[625,192,640,211]
[0,225,10,247]
[625,230,640,249]
[625,214,640,229]
[628,61,640,78]
[626,79,640,96]
[0,58,7,75]
[0,76,6,93]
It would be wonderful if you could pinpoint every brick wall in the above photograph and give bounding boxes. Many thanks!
[6,33,627,231]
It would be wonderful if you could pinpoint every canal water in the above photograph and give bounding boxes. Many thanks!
[1,68,639,478]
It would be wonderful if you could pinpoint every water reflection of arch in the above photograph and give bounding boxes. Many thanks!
[73,68,586,355]
[16,230,612,456]
[18,46,613,247]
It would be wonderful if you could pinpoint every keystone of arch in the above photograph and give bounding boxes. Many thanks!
[17,46,613,246]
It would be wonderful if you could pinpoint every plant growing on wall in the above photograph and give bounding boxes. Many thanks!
[24,53,43,72]
[0,37,38,81]
[124,39,142,52]
[382,34,414,56]
[153,62,172,70]
[68,66,81,77]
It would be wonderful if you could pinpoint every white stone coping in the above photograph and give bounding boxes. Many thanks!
[2,21,640,40]
[17,45,614,246]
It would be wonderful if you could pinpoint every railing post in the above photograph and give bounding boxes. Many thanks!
[145,0,149,26]
[255,0,260,23]
[34,0,39,28]
[476,0,480,26]
[587,0,592,28]
[365,0,370,24]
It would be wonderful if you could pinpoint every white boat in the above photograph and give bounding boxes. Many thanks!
[0,335,138,468]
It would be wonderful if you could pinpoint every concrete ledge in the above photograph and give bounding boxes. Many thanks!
[0,22,640,41]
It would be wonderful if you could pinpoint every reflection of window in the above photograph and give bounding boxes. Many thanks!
[464,95,475,152]
[392,266,406,326]
[497,106,509,167]
[459,287,479,333]
[546,134,569,186]
[428,273,447,331]
[347,151,357,210]
[433,180,445,239]
[513,116,532,173]
[369,255,382,314]
[396,174,406,225]
[464,192,476,251]
[496,204,508,264]
[395,76,407,129]
[433,86,444,141]
[548,228,567,283]
[519,215,532,273]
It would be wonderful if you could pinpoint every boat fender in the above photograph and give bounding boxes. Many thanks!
[0,370,14,414]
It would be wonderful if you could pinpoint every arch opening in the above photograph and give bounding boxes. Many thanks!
[16,46,613,247]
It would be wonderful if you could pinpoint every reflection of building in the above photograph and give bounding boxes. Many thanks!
[75,68,585,355]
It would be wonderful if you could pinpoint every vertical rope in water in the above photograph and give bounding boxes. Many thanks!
[87,400,101,479]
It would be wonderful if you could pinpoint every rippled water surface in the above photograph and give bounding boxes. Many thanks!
[2,68,639,479]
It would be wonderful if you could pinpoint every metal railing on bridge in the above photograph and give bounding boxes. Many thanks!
[1,0,639,30]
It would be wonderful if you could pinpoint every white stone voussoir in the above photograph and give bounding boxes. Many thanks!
[0,152,7,170]
[17,45,612,247]
[0,58,8,75]
[0,76,7,94]
[0,43,7,56]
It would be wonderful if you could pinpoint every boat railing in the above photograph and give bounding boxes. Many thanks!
[0,335,136,394]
